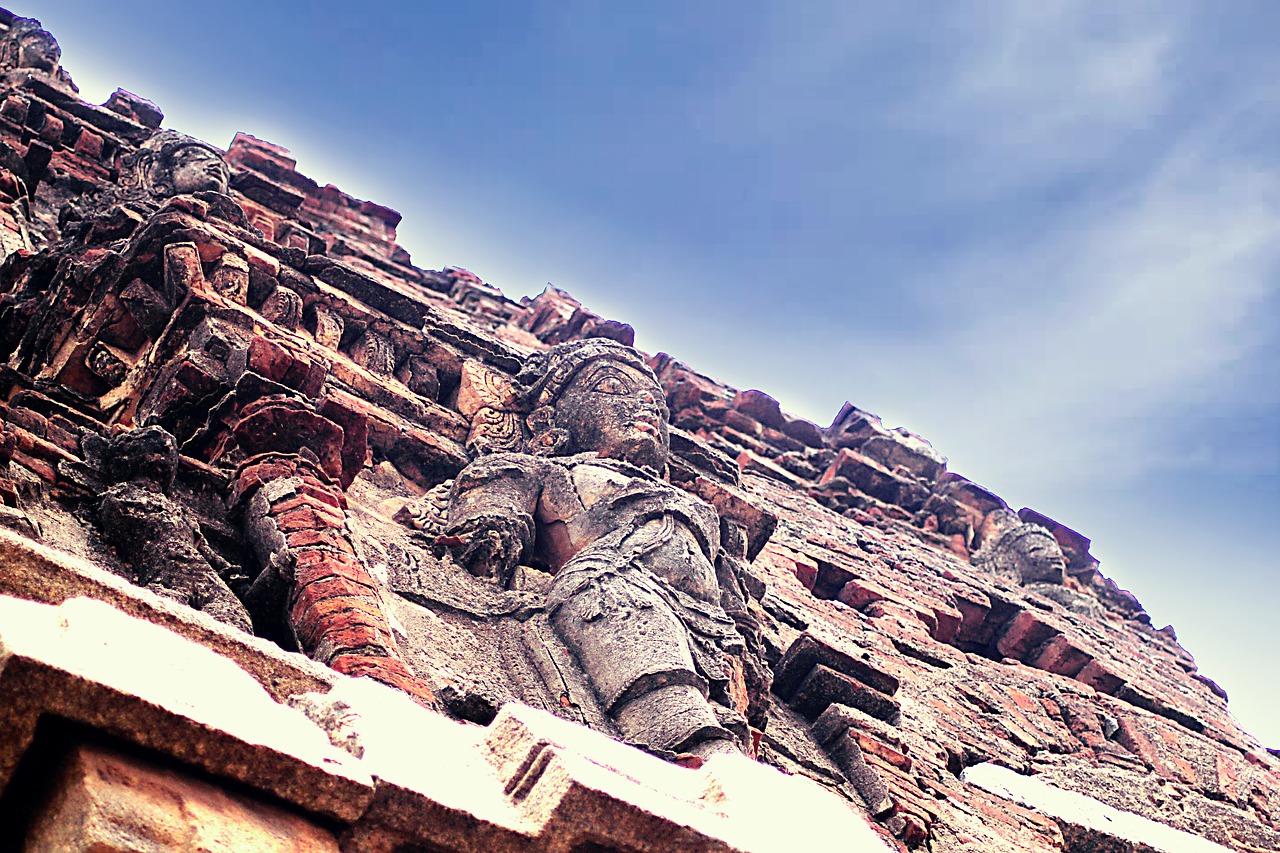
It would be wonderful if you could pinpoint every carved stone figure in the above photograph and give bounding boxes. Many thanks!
[972,508,1066,585]
[90,425,252,633]
[61,129,241,241]
[116,130,231,204]
[444,339,762,758]
[0,16,75,89]
[1,17,59,73]
[971,508,1104,617]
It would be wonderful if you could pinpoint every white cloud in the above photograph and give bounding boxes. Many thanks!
[791,2,1280,494]
[905,2,1175,170]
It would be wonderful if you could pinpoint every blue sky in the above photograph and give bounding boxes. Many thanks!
[36,1,1279,746]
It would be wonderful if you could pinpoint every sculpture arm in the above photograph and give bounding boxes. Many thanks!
[444,453,545,584]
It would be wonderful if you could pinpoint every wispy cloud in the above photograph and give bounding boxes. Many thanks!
[897,147,1280,489]
[748,0,1280,494]
[902,2,1176,175]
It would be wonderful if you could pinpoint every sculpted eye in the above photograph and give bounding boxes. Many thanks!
[589,371,632,395]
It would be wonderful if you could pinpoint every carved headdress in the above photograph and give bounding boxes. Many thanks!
[518,338,655,410]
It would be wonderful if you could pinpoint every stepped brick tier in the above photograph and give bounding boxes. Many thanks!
[0,9,1275,852]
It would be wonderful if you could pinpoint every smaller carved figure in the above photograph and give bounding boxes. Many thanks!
[0,17,75,89]
[64,129,240,240]
[92,426,252,632]
[1,17,59,73]
[116,130,231,204]
[972,509,1066,586]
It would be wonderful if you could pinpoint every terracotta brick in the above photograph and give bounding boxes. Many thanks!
[246,335,296,384]
[293,609,387,651]
[274,505,345,533]
[837,577,891,609]
[291,574,378,614]
[291,585,385,624]
[1075,659,1126,695]
[995,608,1062,662]
[12,451,57,483]
[285,528,356,554]
[290,594,384,640]
[930,602,963,645]
[330,652,409,677]
[329,655,435,705]
[950,587,991,645]
[1031,633,1094,678]
[274,490,345,518]
[853,731,912,772]
[322,622,395,654]
[294,480,345,509]
[292,553,376,588]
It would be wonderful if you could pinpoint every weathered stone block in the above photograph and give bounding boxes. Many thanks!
[789,663,902,723]
[732,390,786,430]
[773,632,899,701]
[209,250,250,304]
[25,742,339,852]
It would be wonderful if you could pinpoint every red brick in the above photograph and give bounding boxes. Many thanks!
[792,555,818,591]
[294,480,345,509]
[837,578,890,609]
[291,597,387,646]
[323,623,394,653]
[930,603,962,646]
[1032,634,1093,678]
[329,655,435,705]
[853,732,912,772]
[900,813,929,848]
[12,451,56,483]
[291,575,378,615]
[271,494,345,525]
[292,551,374,587]
[285,528,356,554]
[950,588,990,645]
[275,505,344,532]
[1075,660,1125,695]
[995,609,1061,662]
[865,598,937,636]
[245,335,296,384]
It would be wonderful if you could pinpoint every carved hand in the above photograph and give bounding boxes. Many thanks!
[441,513,532,584]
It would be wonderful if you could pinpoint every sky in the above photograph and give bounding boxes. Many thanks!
[31,1,1279,747]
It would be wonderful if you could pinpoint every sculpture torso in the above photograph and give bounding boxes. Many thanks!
[533,455,721,601]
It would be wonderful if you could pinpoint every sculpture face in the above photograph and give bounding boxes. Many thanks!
[999,525,1068,585]
[2,19,60,73]
[100,425,179,492]
[17,28,59,71]
[553,359,669,472]
[167,144,230,195]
